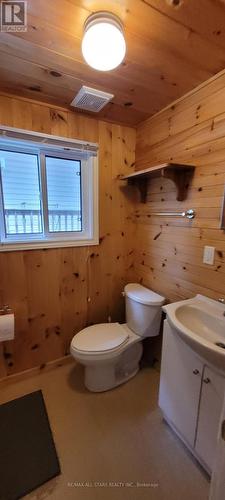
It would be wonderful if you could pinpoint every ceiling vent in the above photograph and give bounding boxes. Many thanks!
[70,86,114,112]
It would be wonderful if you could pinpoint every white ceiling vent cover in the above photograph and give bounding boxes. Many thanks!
[70,86,114,112]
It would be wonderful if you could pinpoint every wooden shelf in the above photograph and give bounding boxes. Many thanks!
[121,163,195,203]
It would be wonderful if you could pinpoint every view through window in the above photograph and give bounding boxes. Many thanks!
[0,131,98,249]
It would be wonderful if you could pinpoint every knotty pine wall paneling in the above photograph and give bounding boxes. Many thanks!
[134,72,225,303]
[0,94,136,378]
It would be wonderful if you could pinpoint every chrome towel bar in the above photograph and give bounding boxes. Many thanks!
[150,209,196,219]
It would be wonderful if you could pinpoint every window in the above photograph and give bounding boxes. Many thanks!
[0,127,98,250]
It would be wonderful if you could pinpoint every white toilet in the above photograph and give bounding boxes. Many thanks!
[70,283,165,392]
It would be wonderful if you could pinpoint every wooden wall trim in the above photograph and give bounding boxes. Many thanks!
[0,90,138,128]
[0,354,73,387]
[0,90,72,112]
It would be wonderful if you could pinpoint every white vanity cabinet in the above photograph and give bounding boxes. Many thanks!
[159,320,225,473]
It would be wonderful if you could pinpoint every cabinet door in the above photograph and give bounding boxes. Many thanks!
[209,395,225,500]
[159,320,203,447]
[195,366,225,472]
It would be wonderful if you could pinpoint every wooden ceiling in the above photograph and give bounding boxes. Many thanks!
[0,0,225,126]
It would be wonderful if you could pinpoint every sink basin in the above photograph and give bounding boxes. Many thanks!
[163,295,225,373]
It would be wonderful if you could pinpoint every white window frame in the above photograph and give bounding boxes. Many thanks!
[0,126,99,251]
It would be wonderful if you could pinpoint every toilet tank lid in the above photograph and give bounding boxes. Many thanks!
[124,283,165,306]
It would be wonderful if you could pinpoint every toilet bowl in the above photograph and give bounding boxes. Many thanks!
[70,283,165,392]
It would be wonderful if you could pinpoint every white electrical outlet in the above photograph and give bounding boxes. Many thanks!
[203,246,215,265]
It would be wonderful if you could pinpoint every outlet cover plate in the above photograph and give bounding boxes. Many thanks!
[203,246,215,265]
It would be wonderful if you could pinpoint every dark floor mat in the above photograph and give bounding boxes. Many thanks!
[0,390,61,500]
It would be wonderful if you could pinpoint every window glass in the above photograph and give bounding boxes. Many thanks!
[45,156,82,233]
[0,150,42,235]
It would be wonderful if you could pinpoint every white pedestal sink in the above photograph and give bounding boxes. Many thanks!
[159,296,225,474]
[163,294,225,373]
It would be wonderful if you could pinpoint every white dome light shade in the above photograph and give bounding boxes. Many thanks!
[82,12,126,71]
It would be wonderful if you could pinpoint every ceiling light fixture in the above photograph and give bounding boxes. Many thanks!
[82,11,126,71]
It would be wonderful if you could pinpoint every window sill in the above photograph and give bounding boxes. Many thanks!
[0,237,99,252]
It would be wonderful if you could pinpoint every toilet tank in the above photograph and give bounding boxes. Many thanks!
[124,283,165,337]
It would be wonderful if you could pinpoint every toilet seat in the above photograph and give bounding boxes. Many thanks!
[71,323,129,354]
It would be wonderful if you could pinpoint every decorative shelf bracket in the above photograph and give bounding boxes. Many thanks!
[135,177,148,203]
[121,163,195,203]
